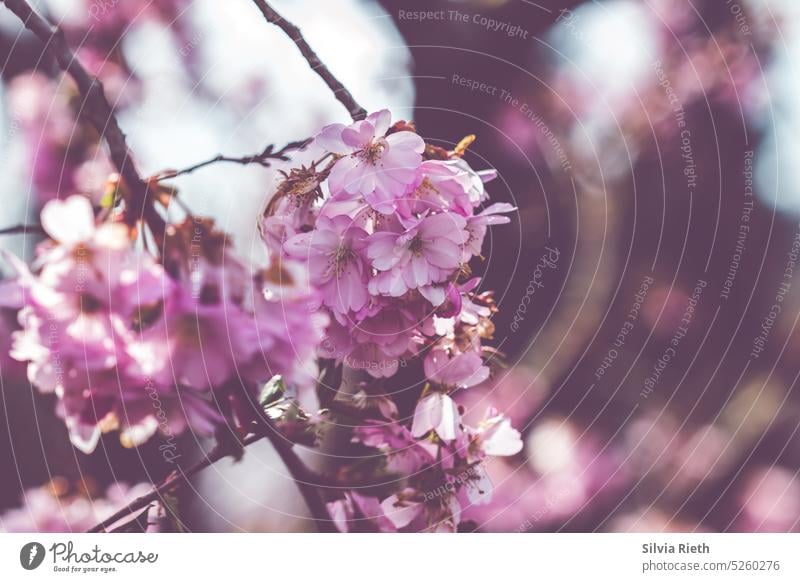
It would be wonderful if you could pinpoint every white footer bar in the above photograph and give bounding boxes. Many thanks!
[1,533,797,580]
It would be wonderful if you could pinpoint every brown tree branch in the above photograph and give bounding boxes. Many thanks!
[251,0,367,121]
[1,0,164,235]
[158,138,312,181]
[241,386,336,532]
[260,418,337,532]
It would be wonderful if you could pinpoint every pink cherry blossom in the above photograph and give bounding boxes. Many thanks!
[472,409,524,457]
[411,391,461,441]
[241,262,329,410]
[390,160,476,218]
[350,298,421,354]
[284,214,370,315]
[380,487,462,532]
[327,491,396,533]
[462,202,516,260]
[10,197,330,452]
[367,212,468,297]
[260,195,318,257]
[316,110,424,202]
[354,417,436,474]
[447,158,498,207]
[424,348,490,389]
[317,298,420,378]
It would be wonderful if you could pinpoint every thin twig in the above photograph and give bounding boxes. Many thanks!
[251,0,367,121]
[158,138,312,181]
[85,386,392,533]
[1,0,164,234]
[87,420,347,533]
[87,384,341,533]
[0,224,45,236]
[87,432,266,533]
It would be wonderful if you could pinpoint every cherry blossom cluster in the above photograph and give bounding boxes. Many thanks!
[262,110,521,531]
[264,109,514,381]
[8,195,326,453]
[4,104,520,532]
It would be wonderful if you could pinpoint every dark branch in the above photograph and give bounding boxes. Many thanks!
[251,0,367,121]
[158,138,312,180]
[242,387,336,532]
[261,419,337,532]
[0,224,45,236]
[1,0,164,235]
